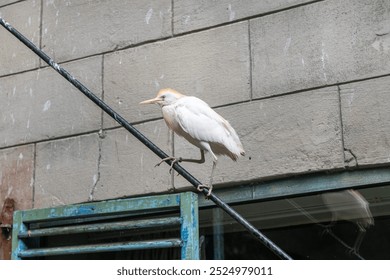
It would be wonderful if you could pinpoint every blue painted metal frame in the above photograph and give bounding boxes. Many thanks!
[199,167,390,207]
[12,192,199,260]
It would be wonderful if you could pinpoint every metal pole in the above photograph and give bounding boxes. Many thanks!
[0,17,292,260]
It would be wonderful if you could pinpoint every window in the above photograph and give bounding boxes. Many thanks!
[12,168,390,260]
[200,185,390,259]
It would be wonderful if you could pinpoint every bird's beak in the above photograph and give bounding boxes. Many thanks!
[139,97,161,105]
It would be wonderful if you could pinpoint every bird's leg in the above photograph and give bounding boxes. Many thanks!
[155,150,205,174]
[321,213,337,237]
[197,159,217,197]
[349,224,366,255]
[178,149,205,164]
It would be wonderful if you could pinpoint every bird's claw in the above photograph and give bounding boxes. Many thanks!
[319,224,333,237]
[155,157,181,174]
[197,184,213,198]
[347,247,360,256]
[154,156,174,168]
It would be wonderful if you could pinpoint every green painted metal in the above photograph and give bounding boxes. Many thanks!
[18,239,182,258]
[11,211,28,260]
[12,192,199,260]
[199,167,390,207]
[20,194,180,223]
[180,192,200,259]
[18,217,181,238]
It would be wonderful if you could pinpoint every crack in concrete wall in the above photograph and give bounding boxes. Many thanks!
[344,148,358,168]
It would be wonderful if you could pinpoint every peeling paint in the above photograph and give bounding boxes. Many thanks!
[43,100,51,112]
[145,8,153,25]
[92,174,98,186]
[284,37,291,55]
[371,34,390,53]
[183,15,190,25]
[6,186,13,197]
[10,113,15,125]
[320,42,328,82]
[228,4,235,21]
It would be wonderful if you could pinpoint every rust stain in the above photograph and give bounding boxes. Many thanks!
[0,145,34,260]
[1,197,15,227]
[0,198,15,260]
[0,146,34,210]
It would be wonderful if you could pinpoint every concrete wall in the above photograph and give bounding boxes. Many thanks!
[0,0,389,211]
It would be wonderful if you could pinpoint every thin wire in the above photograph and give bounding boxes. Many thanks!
[0,17,292,260]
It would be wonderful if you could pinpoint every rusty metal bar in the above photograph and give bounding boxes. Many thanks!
[18,217,181,238]
[18,239,182,258]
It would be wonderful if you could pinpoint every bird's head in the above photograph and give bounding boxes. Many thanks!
[140,88,184,107]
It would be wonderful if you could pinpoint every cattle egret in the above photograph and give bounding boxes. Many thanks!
[140,88,245,195]
[321,189,374,254]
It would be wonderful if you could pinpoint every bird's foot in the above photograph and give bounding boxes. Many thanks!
[319,223,333,237]
[197,184,213,198]
[155,156,175,167]
[155,156,182,174]
[347,247,360,256]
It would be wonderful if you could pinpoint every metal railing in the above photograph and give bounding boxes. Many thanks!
[0,17,292,260]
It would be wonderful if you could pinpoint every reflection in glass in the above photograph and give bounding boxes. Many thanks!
[321,189,374,254]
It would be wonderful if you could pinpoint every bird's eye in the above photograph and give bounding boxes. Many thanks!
[161,95,166,99]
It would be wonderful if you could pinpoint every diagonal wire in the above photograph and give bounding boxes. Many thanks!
[0,17,292,260]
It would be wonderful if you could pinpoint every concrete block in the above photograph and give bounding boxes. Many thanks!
[0,56,102,148]
[0,0,40,76]
[104,22,250,127]
[250,0,390,97]
[174,87,344,189]
[41,0,172,62]
[174,0,314,34]
[95,120,172,200]
[34,133,99,208]
[340,76,390,166]
[0,144,34,210]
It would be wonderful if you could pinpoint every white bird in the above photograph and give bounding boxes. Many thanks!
[140,88,245,196]
[321,189,374,254]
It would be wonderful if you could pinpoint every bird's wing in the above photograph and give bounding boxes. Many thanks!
[174,97,244,154]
